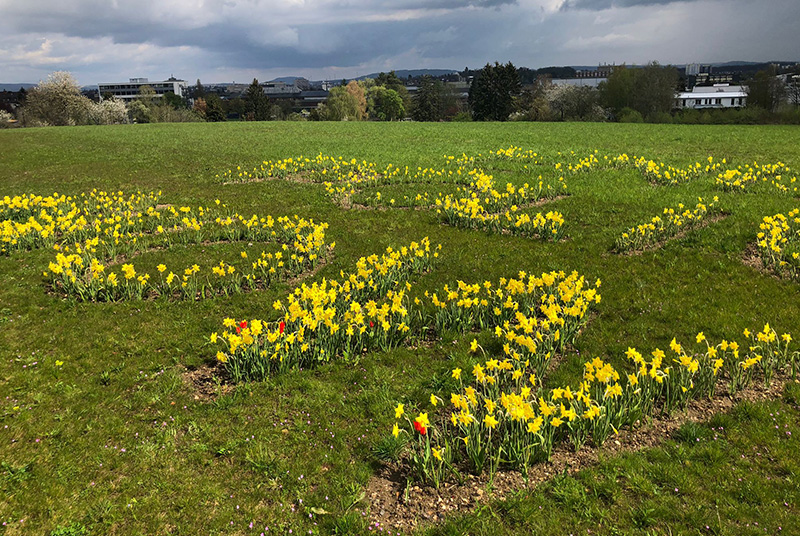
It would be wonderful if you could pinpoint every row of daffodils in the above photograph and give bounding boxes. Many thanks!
[757,208,800,280]
[212,239,601,384]
[392,324,799,487]
[217,149,799,198]
[615,197,721,252]
[0,190,331,301]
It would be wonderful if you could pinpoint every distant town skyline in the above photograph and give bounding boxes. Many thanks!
[1,0,798,86]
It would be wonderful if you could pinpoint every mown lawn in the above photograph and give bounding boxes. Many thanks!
[1,121,800,535]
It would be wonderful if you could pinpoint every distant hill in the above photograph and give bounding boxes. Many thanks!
[356,69,457,80]
[268,76,306,84]
[710,61,765,67]
[0,83,36,91]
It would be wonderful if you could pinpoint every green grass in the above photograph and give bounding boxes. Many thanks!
[1,121,800,535]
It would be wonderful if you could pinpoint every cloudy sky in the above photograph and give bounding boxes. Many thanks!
[0,0,797,85]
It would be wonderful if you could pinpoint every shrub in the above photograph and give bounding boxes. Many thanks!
[0,109,15,128]
[618,107,644,123]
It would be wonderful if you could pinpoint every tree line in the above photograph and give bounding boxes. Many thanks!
[4,64,799,128]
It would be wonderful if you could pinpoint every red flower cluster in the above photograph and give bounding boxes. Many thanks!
[413,421,427,435]
[279,321,286,334]
[236,320,248,334]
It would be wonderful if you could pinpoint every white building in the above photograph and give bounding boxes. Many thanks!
[98,77,188,101]
[675,84,747,109]
[551,78,606,88]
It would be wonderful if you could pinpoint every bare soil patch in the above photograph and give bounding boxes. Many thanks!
[182,362,233,401]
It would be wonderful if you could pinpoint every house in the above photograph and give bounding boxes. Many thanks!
[98,77,188,101]
[675,83,747,109]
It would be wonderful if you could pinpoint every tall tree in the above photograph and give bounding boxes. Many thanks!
[599,63,678,120]
[244,79,270,120]
[345,81,367,120]
[22,71,93,126]
[598,65,635,115]
[204,93,226,122]
[411,76,444,121]
[468,62,521,121]
[375,71,411,110]
[194,79,206,99]
[632,62,679,118]
[747,67,786,111]
[320,85,362,120]
[367,86,405,121]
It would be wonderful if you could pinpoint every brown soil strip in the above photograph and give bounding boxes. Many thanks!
[740,242,799,283]
[367,374,797,533]
[285,246,334,286]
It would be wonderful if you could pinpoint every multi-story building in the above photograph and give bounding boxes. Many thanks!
[98,77,187,101]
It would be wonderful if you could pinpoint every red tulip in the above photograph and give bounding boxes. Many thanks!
[413,421,426,435]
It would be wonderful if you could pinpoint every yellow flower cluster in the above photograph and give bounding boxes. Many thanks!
[393,323,798,485]
[35,190,330,301]
[485,146,544,164]
[420,270,601,337]
[214,238,438,381]
[756,208,800,280]
[615,197,720,252]
[716,161,797,194]
[564,150,601,174]
[1,190,161,255]
[217,151,569,214]
[633,155,721,185]
[434,169,566,240]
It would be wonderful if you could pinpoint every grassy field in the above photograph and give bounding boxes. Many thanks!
[1,121,800,535]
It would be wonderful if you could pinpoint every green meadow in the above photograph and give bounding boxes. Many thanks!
[1,122,800,535]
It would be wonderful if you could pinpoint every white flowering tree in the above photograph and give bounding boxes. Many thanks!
[22,71,94,126]
[88,98,128,125]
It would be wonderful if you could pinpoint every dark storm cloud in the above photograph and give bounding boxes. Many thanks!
[560,0,692,9]
[0,0,797,84]
[382,0,516,8]
[0,0,517,71]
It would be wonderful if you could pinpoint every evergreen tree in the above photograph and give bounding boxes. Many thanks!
[468,62,521,121]
[204,93,226,122]
[244,79,270,120]
[411,76,443,121]
[194,79,206,99]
